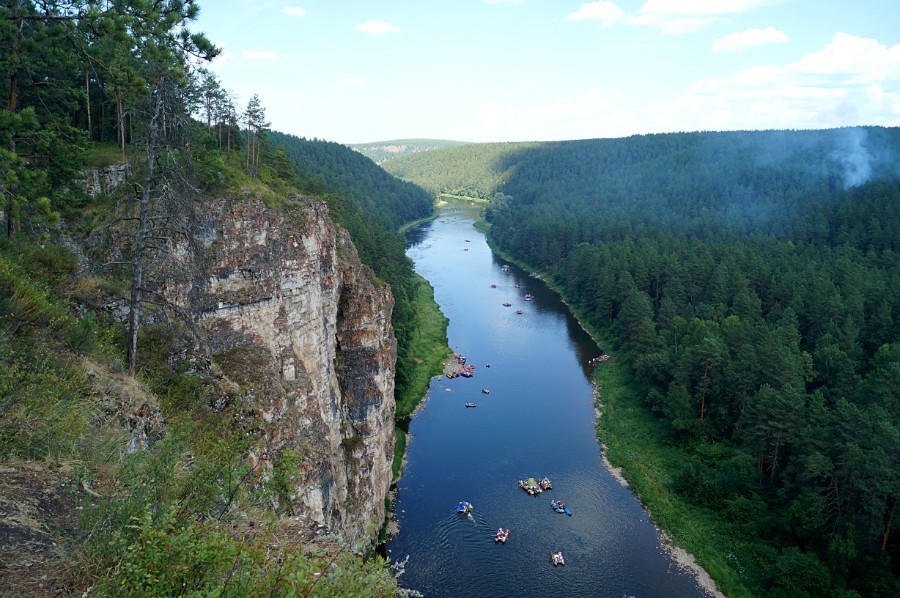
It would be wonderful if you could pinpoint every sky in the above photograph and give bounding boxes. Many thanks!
[194,0,900,144]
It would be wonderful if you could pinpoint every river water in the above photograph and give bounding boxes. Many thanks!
[387,201,712,597]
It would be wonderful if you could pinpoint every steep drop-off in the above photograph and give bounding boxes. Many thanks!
[154,194,397,545]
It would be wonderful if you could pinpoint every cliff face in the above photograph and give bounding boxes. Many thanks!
[168,196,396,545]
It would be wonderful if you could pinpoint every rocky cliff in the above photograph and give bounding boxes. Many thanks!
[164,195,396,546]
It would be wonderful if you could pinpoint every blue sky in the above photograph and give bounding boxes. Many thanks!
[195,0,900,144]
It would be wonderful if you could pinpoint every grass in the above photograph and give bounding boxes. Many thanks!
[595,361,756,598]
[392,428,407,483]
[84,141,133,167]
[394,274,450,420]
[398,211,439,234]
[391,273,449,484]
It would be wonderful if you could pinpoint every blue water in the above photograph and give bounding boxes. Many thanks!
[388,201,713,597]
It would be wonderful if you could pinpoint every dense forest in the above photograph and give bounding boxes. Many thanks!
[390,129,900,596]
[0,1,441,594]
[383,140,539,198]
[268,131,434,229]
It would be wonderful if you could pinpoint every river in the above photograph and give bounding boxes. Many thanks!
[387,200,714,597]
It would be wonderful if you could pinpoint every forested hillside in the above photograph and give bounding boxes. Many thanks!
[268,131,434,229]
[383,141,538,198]
[389,128,900,596]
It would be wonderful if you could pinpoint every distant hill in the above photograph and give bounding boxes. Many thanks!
[380,141,538,198]
[348,139,470,164]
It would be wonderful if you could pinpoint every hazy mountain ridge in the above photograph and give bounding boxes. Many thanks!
[349,138,470,164]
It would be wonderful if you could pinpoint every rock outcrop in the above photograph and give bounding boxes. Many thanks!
[164,195,396,546]
[80,163,133,198]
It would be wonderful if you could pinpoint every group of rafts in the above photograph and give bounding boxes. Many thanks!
[519,477,573,515]
[446,354,475,379]
[456,475,570,566]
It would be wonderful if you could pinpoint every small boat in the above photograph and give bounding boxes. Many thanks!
[485,363,491,368]
[514,284,520,288]
[551,551,565,566]
[551,500,573,516]
[456,501,473,513]
[502,303,512,307]
[516,310,524,315]
[465,402,477,408]
[501,265,510,272]
[490,284,497,288]
[539,477,553,490]
[494,528,510,543]
[524,293,533,301]
[521,477,541,495]
[482,389,490,394]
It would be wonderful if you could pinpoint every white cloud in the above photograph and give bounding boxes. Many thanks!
[566,2,625,28]
[344,78,366,86]
[282,6,306,17]
[357,20,401,36]
[242,50,280,61]
[713,27,789,52]
[629,14,712,34]
[679,33,900,130]
[786,32,900,83]
[632,0,764,34]
[638,0,764,16]
[477,89,636,140]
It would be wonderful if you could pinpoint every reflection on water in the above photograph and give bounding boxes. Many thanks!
[389,200,711,597]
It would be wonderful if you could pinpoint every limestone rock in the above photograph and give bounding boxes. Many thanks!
[163,195,396,546]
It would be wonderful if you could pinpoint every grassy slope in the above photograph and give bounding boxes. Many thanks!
[392,274,451,483]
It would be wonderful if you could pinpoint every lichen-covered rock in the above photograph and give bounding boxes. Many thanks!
[80,163,133,198]
[162,195,395,546]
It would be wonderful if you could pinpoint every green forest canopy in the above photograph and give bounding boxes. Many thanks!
[386,127,900,597]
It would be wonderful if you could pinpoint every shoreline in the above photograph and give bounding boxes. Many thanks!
[397,205,726,596]
[491,231,726,597]
[594,387,725,598]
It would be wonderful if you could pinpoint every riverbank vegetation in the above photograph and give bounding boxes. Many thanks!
[386,129,900,597]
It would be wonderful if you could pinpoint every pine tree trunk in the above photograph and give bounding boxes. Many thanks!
[117,92,125,162]
[699,360,710,421]
[246,126,251,169]
[884,496,897,550]
[7,8,19,118]
[127,85,164,376]
[85,66,93,141]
